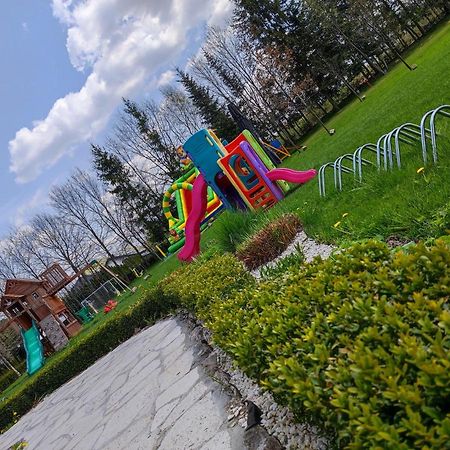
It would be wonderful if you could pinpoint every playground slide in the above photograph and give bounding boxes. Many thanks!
[178,174,208,262]
[266,168,317,184]
[21,321,45,375]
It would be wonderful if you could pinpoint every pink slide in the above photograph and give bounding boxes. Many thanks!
[267,168,317,184]
[178,174,208,262]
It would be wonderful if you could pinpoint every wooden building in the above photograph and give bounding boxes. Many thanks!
[0,264,82,352]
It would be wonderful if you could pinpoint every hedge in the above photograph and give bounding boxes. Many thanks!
[0,365,23,395]
[162,241,450,449]
[161,252,255,319]
[0,286,177,433]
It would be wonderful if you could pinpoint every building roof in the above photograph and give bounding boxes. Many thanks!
[2,294,26,299]
[3,278,43,295]
[0,294,25,311]
[1,279,44,312]
[5,278,43,285]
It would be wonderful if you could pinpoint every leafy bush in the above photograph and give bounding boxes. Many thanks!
[0,369,20,395]
[206,240,450,448]
[0,287,177,432]
[236,213,302,269]
[163,240,450,448]
[259,244,304,280]
[161,252,254,320]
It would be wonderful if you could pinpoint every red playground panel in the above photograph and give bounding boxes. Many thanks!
[218,147,277,211]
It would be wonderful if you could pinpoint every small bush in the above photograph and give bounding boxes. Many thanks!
[236,213,302,269]
[161,240,450,449]
[0,287,177,432]
[161,252,254,321]
[259,244,304,280]
[0,368,21,394]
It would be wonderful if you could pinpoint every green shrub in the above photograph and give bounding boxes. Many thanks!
[160,252,254,320]
[0,369,20,395]
[164,240,449,448]
[259,244,304,280]
[211,241,450,448]
[0,287,177,432]
[236,213,302,270]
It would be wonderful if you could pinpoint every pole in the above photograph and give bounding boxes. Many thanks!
[92,260,132,292]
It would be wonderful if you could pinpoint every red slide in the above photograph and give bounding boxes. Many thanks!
[267,168,317,184]
[178,174,208,263]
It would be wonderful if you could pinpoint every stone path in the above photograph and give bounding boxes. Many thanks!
[0,319,246,450]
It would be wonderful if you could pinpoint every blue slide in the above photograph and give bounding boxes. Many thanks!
[21,321,45,375]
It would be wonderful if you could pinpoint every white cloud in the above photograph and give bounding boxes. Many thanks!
[207,0,234,26]
[9,0,233,183]
[22,22,29,32]
[157,69,176,88]
[14,189,49,227]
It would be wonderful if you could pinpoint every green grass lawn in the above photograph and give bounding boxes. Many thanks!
[283,20,450,243]
[288,21,450,172]
[206,20,450,249]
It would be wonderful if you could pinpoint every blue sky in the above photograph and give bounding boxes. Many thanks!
[0,0,232,236]
[0,1,86,233]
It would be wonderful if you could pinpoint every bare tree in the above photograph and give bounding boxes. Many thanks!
[69,170,152,256]
[159,86,205,141]
[0,240,21,280]
[31,214,97,274]
[7,227,51,278]
[49,180,118,265]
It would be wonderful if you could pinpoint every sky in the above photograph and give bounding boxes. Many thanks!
[0,0,233,236]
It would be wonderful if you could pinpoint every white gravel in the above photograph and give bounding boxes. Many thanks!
[215,347,330,450]
[251,230,335,279]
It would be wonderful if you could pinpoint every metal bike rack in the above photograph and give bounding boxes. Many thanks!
[334,154,355,191]
[353,144,378,181]
[420,105,450,163]
[317,104,450,197]
[318,162,335,197]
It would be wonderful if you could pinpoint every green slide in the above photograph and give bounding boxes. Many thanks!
[21,321,45,375]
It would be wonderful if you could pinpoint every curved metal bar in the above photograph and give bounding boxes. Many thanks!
[335,154,355,191]
[318,162,334,197]
[333,157,352,190]
[420,109,436,164]
[393,123,422,169]
[387,128,403,169]
[353,143,378,181]
[429,105,450,163]
[376,134,389,171]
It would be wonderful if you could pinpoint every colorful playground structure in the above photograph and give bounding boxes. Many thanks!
[162,129,317,262]
[163,166,223,253]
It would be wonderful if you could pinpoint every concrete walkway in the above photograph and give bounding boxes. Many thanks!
[0,319,246,450]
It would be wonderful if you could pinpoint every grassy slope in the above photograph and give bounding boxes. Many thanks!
[288,21,450,171]
[238,21,450,245]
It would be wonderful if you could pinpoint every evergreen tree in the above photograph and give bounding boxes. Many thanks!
[176,68,240,140]
[122,98,182,181]
[91,144,166,242]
